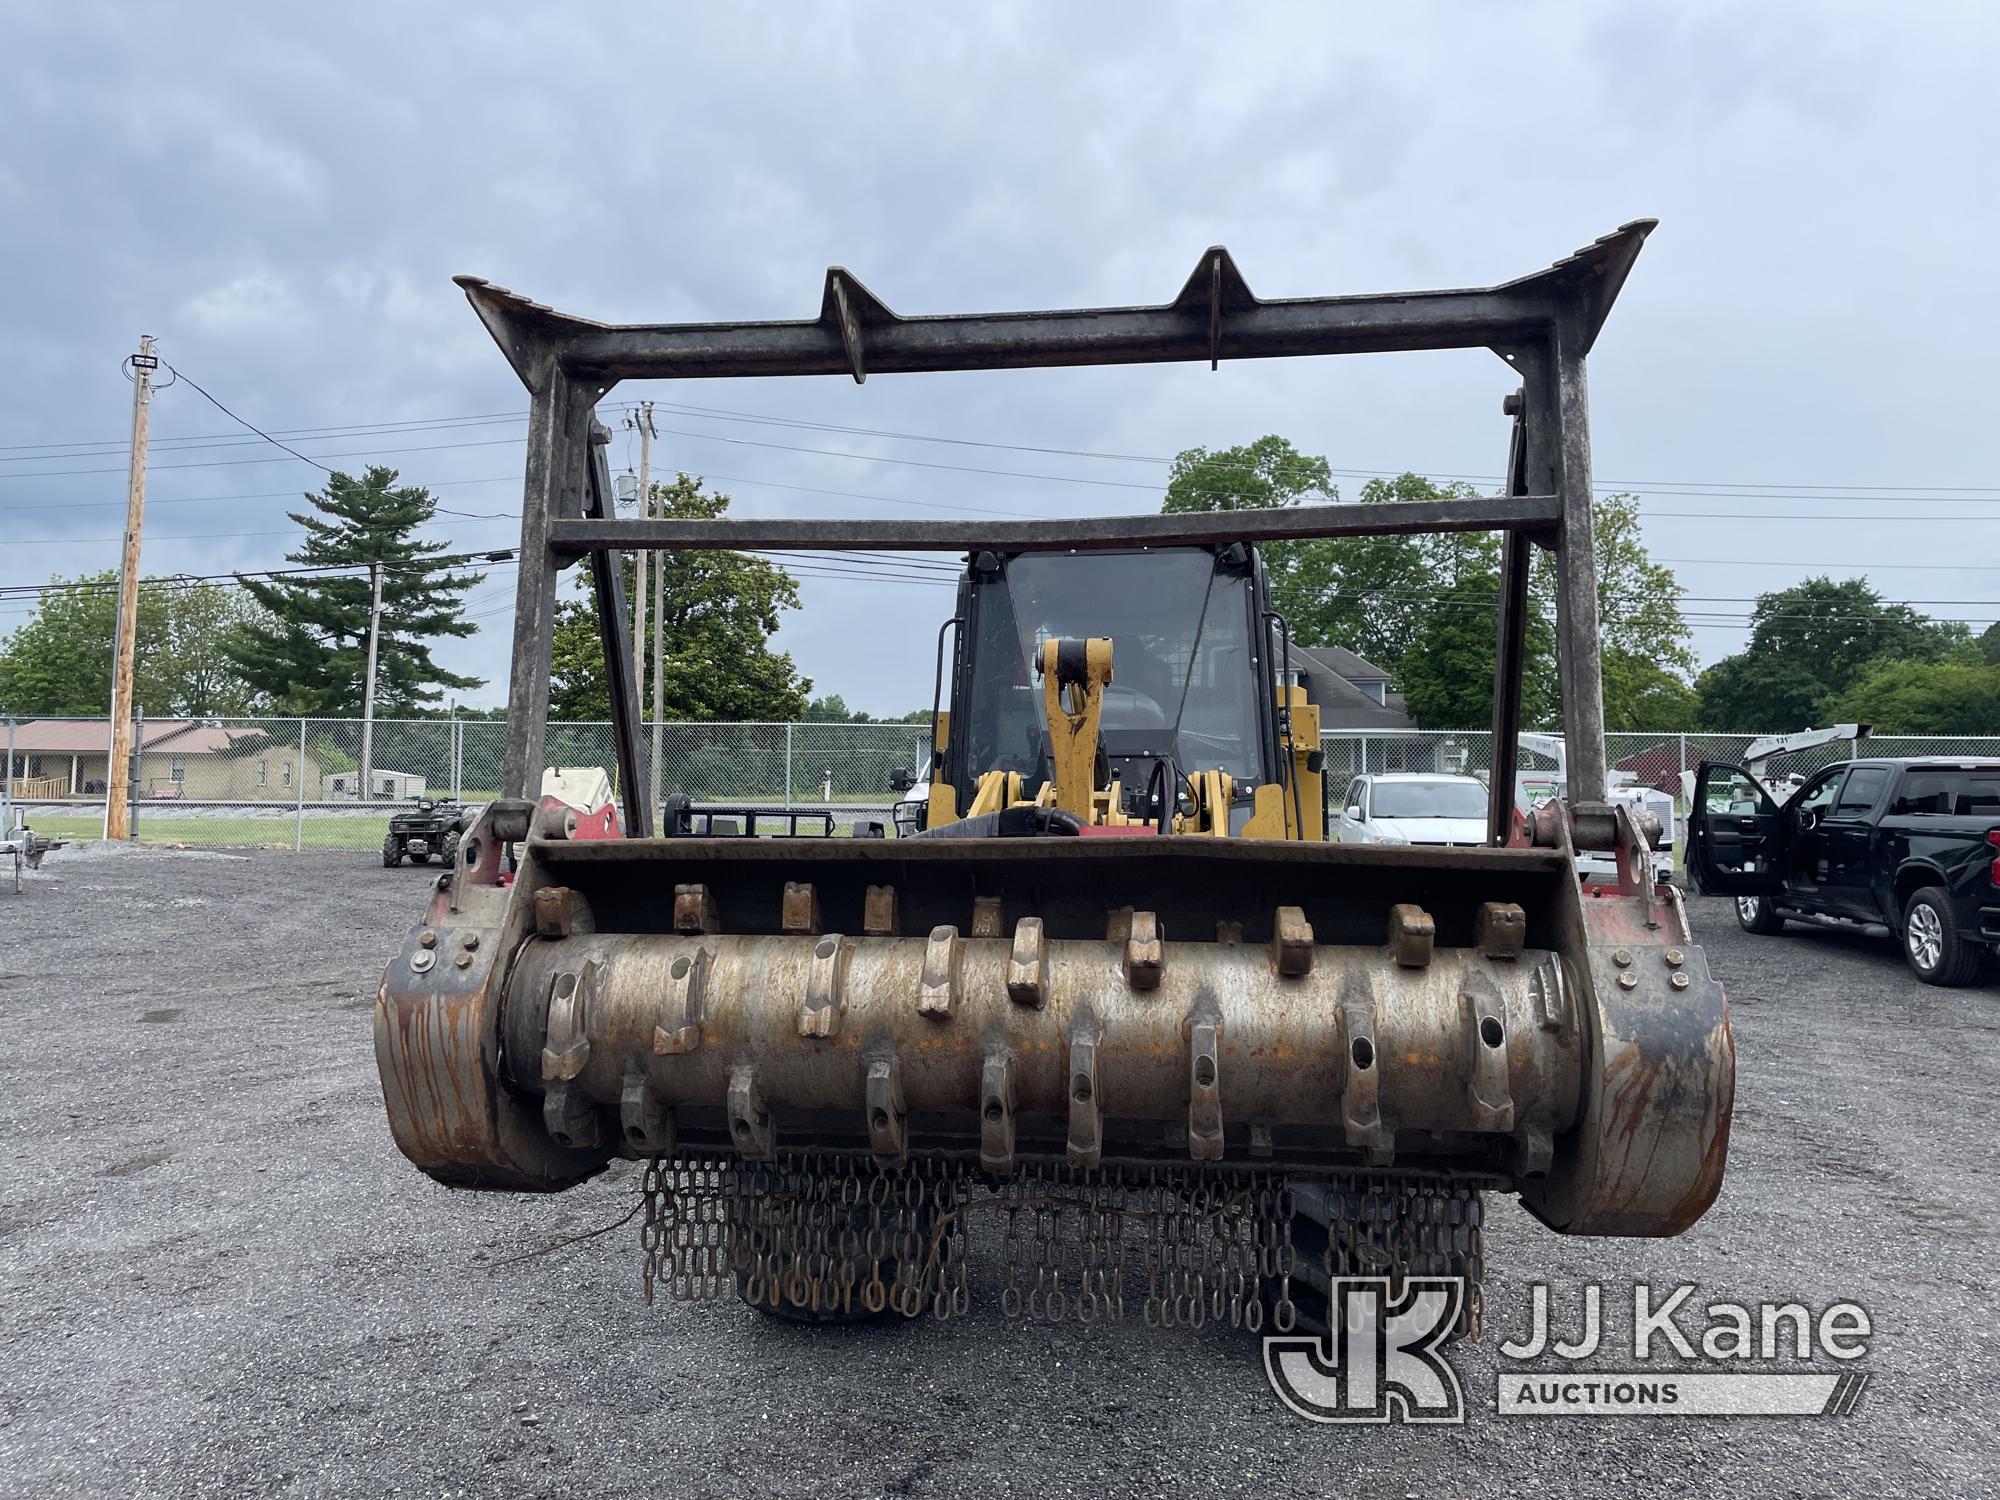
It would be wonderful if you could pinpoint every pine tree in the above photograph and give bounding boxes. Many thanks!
[225,466,484,714]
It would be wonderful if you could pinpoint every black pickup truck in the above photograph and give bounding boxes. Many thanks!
[1688,757,2000,984]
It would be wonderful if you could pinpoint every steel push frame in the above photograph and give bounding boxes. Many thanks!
[458,220,1655,844]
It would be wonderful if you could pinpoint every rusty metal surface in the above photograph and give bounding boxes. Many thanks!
[548,494,1562,556]
[454,222,1652,385]
[371,808,608,1191]
[534,831,1572,874]
[1516,817,1734,1236]
[502,926,1583,1170]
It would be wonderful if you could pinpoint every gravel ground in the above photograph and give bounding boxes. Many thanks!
[1,848,1994,1498]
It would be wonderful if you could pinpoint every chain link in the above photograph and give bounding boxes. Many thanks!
[641,1150,1484,1334]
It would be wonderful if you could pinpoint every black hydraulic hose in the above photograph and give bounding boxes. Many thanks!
[930,614,962,777]
[1265,610,1305,842]
[909,805,1086,839]
[1144,755,1178,835]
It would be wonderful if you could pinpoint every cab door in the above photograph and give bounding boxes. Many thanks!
[1688,762,1789,896]
[1820,764,1892,918]
[1336,776,1369,842]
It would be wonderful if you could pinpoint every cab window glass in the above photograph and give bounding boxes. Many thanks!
[1704,769,1767,815]
[1892,773,1956,815]
[1833,767,1888,815]
[1795,770,1844,817]
[1960,777,2000,815]
[1891,771,2000,815]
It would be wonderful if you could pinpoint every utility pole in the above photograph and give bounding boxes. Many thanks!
[104,335,158,841]
[359,560,384,804]
[652,466,666,811]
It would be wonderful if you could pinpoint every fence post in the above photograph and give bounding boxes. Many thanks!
[785,723,794,810]
[451,716,462,802]
[129,706,142,841]
[295,719,306,851]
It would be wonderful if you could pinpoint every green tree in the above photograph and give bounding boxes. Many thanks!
[1162,435,1334,514]
[225,467,483,714]
[1589,494,1698,731]
[549,475,811,721]
[0,573,269,717]
[1978,621,2000,666]
[1161,443,1697,732]
[1278,475,1455,671]
[0,572,164,715]
[156,581,269,716]
[805,693,868,723]
[1830,657,2000,734]
[1695,578,1970,730]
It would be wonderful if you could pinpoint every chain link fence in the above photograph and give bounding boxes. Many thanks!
[1320,729,2000,788]
[7,715,1997,852]
[2,716,933,850]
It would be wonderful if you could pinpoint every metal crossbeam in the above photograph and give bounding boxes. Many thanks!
[457,222,1651,387]
[547,495,1561,555]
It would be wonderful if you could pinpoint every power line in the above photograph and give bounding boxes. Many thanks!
[0,436,527,481]
[7,390,1999,501]
[161,363,335,473]
[0,409,530,457]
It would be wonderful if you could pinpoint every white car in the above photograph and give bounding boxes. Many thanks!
[889,766,929,837]
[1335,773,1489,846]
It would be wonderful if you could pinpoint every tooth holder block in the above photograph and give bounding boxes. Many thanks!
[375,806,1732,1236]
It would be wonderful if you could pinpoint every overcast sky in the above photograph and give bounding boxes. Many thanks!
[3,2,1995,716]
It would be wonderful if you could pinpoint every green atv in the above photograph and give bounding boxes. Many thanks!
[381,798,474,868]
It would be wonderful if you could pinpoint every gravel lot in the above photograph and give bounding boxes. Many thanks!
[2,848,1994,1498]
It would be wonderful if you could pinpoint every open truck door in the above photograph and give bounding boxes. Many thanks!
[1689,761,1789,896]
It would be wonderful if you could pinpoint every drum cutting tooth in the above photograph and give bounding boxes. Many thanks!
[673,883,720,935]
[863,884,899,936]
[1066,1013,1102,1168]
[728,1066,775,1159]
[799,934,852,1038]
[1123,911,1164,990]
[1476,901,1527,961]
[1272,906,1314,977]
[866,1057,908,1165]
[1186,1008,1224,1161]
[620,1071,673,1153]
[533,885,592,939]
[971,895,1004,938]
[1339,972,1392,1165]
[654,947,709,1055]
[980,1050,1016,1173]
[918,926,964,1018]
[1457,973,1515,1132]
[1005,918,1048,1009]
[1387,903,1435,969]
[781,882,822,935]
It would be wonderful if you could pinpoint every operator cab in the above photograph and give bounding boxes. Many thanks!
[937,544,1284,827]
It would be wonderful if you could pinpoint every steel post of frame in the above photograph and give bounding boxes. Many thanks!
[1486,400,1532,845]
[1487,534,1532,842]
[503,365,600,801]
[1549,313,1607,805]
[458,223,1653,805]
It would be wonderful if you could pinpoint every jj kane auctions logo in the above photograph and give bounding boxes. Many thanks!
[1265,1279,1873,1424]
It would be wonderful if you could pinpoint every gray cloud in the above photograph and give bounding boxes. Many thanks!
[3,1,1995,714]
